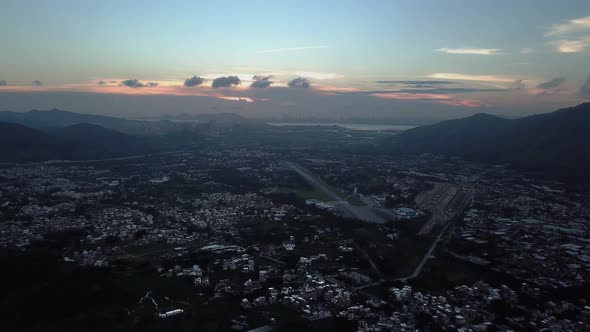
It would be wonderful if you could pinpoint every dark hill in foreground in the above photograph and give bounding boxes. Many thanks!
[0,122,152,162]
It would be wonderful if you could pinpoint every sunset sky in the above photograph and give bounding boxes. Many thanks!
[1,0,590,123]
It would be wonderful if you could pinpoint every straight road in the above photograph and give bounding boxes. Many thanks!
[394,220,452,281]
[395,186,473,281]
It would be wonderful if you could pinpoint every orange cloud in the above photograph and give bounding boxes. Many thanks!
[218,96,255,103]
[314,85,362,93]
[370,93,452,100]
[0,81,268,103]
[437,99,486,107]
[371,92,485,107]
[0,80,491,107]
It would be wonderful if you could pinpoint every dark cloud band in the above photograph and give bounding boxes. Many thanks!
[184,76,205,87]
[288,77,310,88]
[250,75,273,88]
[537,77,565,89]
[376,80,456,85]
[121,79,158,88]
[212,76,241,88]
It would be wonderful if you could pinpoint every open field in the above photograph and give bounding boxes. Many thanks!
[295,189,334,202]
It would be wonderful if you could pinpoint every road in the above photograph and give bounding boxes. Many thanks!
[394,219,452,281]
[394,184,473,281]
[260,255,287,266]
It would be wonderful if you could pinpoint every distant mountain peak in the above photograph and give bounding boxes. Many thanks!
[574,102,590,110]
[468,113,499,119]
[455,112,506,125]
[388,102,590,180]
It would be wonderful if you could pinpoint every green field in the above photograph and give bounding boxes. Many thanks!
[297,189,367,206]
[295,189,333,201]
[344,195,367,206]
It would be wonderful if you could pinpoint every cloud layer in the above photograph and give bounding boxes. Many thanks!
[288,77,310,88]
[546,16,590,53]
[537,77,565,89]
[434,48,501,55]
[376,80,456,85]
[0,80,6,86]
[550,37,590,53]
[547,16,590,36]
[184,76,205,87]
[121,79,158,88]
[250,75,273,88]
[510,80,526,90]
[428,73,514,83]
[212,76,241,88]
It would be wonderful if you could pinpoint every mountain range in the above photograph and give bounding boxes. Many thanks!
[0,109,269,162]
[0,109,146,134]
[1,104,589,179]
[0,109,263,135]
[387,102,590,179]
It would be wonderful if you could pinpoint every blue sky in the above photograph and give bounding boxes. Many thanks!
[1,0,590,121]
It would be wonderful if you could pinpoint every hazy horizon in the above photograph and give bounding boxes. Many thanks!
[1,0,590,122]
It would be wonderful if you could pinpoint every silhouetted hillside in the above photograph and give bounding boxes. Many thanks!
[387,103,590,179]
[0,109,146,135]
[0,122,152,162]
[0,123,59,161]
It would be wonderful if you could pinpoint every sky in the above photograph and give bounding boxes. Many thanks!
[1,0,590,123]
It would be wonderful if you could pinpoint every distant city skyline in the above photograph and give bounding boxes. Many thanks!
[1,0,590,121]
